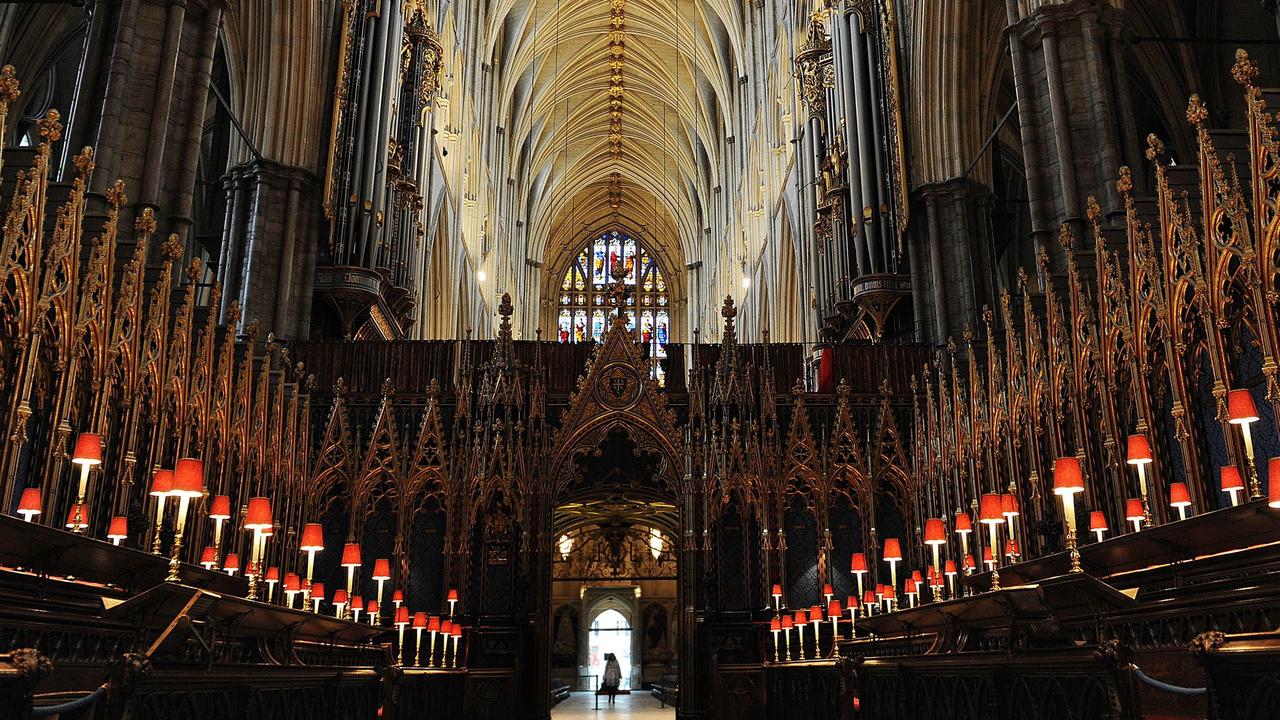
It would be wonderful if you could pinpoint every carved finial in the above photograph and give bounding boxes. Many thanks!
[1086,196,1102,224]
[499,292,513,318]
[721,295,736,319]
[1186,94,1208,129]
[36,109,62,143]
[1232,49,1259,89]
[1145,134,1165,163]
[962,324,974,344]
[1058,223,1075,252]
[135,207,157,236]
[791,378,804,397]
[73,147,94,180]
[381,377,395,397]
[306,373,317,392]
[1116,166,1132,198]
[982,304,993,326]
[0,65,20,103]
[184,258,202,284]
[946,336,957,354]
[244,319,261,341]
[227,300,243,325]
[106,179,128,209]
[837,377,850,399]
[334,377,348,396]
[161,233,182,260]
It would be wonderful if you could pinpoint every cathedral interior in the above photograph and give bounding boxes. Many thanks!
[2,0,1280,719]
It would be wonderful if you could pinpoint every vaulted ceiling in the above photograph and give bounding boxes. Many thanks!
[490,0,743,278]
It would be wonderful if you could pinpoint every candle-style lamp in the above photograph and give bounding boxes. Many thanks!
[149,470,173,553]
[882,538,902,608]
[904,577,918,609]
[392,589,404,612]
[223,552,241,576]
[822,583,834,606]
[65,504,89,531]
[243,497,273,600]
[1220,466,1245,507]
[412,611,428,666]
[827,599,842,647]
[1126,434,1154,526]
[446,588,459,618]
[943,560,957,598]
[427,615,442,666]
[1001,495,1020,548]
[770,583,782,611]
[809,604,823,652]
[17,488,41,522]
[954,512,973,573]
[923,518,946,601]
[200,546,218,570]
[793,609,808,659]
[845,595,857,628]
[300,523,324,608]
[284,572,301,608]
[264,567,280,603]
[1088,512,1108,543]
[340,542,362,619]
[107,516,128,545]
[982,547,994,572]
[862,589,876,618]
[769,616,781,661]
[351,595,364,623]
[166,458,204,581]
[881,584,896,613]
[1227,389,1263,499]
[372,558,391,610]
[332,589,348,619]
[394,607,410,664]
[1125,498,1145,532]
[367,600,380,624]
[780,615,793,661]
[1169,482,1193,521]
[208,495,231,552]
[440,620,454,665]
[1051,458,1085,573]
[978,493,1005,588]
[310,582,325,613]
[450,624,463,668]
[69,433,102,534]
[850,553,868,601]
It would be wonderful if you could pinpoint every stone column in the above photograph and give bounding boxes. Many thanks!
[911,179,996,345]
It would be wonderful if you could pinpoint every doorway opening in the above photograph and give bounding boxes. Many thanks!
[588,608,632,690]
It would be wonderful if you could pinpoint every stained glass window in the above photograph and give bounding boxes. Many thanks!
[557,230,669,384]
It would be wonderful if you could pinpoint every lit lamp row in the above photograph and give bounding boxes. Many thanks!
[393,609,464,667]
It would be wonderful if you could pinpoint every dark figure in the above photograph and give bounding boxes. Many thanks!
[601,652,622,704]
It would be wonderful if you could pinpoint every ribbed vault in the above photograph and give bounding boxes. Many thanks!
[491,0,743,334]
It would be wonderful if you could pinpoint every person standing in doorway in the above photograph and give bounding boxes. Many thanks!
[601,652,622,704]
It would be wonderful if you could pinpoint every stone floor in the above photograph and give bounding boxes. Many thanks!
[551,691,675,719]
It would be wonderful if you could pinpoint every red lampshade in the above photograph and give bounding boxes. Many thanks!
[171,458,205,497]
[882,538,903,562]
[963,554,976,570]
[1004,539,1019,558]
[394,607,410,626]
[944,559,957,575]
[428,616,442,632]
[107,515,128,540]
[392,589,405,603]
[954,511,973,534]
[300,523,325,552]
[367,600,379,615]
[846,595,857,609]
[65,504,89,529]
[412,611,427,629]
[333,589,349,606]
[770,617,781,632]
[923,518,946,545]
[441,619,453,634]
[351,595,364,610]
[224,552,241,573]
[1126,434,1153,465]
[372,558,392,581]
[17,487,42,516]
[882,585,896,600]
[905,578,917,594]
[1228,389,1260,424]
[982,547,993,563]
[1001,494,1019,518]
[822,583,834,597]
[1269,458,1280,509]
[265,566,280,582]
[209,495,231,520]
[782,616,794,630]
[1088,511,1108,533]
[1220,466,1245,493]
[71,432,103,466]
[446,588,459,602]
[979,493,1004,523]
[850,553,868,573]
[284,572,301,592]
[794,610,807,624]
[809,605,823,622]
[310,581,325,600]
[1125,498,1145,522]
[200,546,218,566]
[862,590,876,606]
[911,570,923,583]
[771,583,783,595]
[1052,457,1085,496]
[150,469,174,497]
[450,624,462,638]
[1169,482,1192,508]
[244,497,273,531]
[340,542,362,568]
